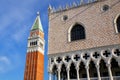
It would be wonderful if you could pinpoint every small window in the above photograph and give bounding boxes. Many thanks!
[116,15,120,33]
[35,41,37,45]
[63,15,68,21]
[30,41,37,46]
[71,24,85,41]
[33,42,35,45]
[102,5,109,11]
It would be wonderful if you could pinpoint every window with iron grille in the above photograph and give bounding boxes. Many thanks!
[71,24,85,41]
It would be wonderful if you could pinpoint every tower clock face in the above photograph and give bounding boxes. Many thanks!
[31,32,36,37]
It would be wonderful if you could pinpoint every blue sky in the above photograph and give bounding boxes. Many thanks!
[0,0,81,80]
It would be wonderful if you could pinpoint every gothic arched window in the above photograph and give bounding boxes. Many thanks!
[71,24,85,41]
[116,15,120,33]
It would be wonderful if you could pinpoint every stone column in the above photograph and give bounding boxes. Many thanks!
[117,59,120,67]
[118,62,120,67]
[85,66,90,80]
[58,69,61,80]
[76,67,80,80]
[95,65,101,80]
[106,64,113,80]
[67,68,70,80]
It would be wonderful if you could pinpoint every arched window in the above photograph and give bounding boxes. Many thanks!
[116,15,120,33]
[71,24,85,41]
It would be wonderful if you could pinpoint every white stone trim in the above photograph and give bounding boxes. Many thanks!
[101,49,112,59]
[27,34,44,55]
[27,46,44,55]
[112,48,118,58]
[68,22,86,42]
[114,13,120,33]
[48,44,120,73]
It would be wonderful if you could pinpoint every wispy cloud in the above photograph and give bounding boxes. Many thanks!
[0,53,22,74]
[12,25,29,42]
[0,56,11,73]
[0,0,36,74]
[0,56,10,65]
[0,0,38,35]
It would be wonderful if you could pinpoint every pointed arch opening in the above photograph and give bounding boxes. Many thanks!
[99,59,108,78]
[79,62,86,79]
[60,64,67,80]
[68,23,86,42]
[70,62,77,79]
[111,58,120,77]
[52,65,58,80]
[89,61,97,78]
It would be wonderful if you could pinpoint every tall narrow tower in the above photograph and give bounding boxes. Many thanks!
[24,12,44,80]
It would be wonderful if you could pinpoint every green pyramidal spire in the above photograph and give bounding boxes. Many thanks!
[31,12,43,32]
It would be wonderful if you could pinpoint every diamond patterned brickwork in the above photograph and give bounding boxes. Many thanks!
[48,0,120,54]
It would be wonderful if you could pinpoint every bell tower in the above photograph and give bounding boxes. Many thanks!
[24,12,44,80]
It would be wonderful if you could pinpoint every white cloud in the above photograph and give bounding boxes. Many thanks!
[12,25,28,42]
[0,56,11,65]
[0,56,11,73]
[0,0,37,35]
[0,54,22,74]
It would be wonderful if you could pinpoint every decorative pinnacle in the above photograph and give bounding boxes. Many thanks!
[73,2,77,7]
[58,6,62,11]
[48,4,52,10]
[52,7,56,12]
[66,4,69,9]
[88,0,93,3]
[80,0,84,5]
[48,4,54,13]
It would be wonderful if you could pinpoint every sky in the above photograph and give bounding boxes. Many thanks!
[0,0,81,80]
